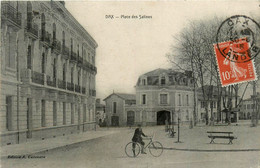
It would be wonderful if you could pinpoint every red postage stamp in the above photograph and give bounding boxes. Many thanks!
[214,38,257,87]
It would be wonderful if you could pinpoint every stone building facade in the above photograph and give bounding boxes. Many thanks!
[1,1,97,146]
[104,69,195,126]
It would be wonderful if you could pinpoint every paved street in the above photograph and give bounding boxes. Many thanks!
[2,125,260,168]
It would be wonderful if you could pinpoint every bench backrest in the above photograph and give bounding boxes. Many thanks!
[207,131,233,134]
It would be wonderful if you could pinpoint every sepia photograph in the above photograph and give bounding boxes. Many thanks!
[0,0,260,168]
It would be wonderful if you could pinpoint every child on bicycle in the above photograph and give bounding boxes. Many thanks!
[132,124,147,154]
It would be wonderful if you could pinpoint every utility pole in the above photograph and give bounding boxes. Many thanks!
[252,81,257,127]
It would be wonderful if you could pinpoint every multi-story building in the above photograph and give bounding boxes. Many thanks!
[1,1,97,146]
[239,93,260,120]
[104,68,195,126]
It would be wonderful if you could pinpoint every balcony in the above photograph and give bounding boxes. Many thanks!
[78,57,83,67]
[47,75,56,87]
[32,71,44,85]
[52,39,61,54]
[83,60,91,71]
[62,45,70,60]
[1,3,22,29]
[82,87,86,94]
[25,22,39,39]
[89,89,96,97]
[40,30,51,47]
[58,79,66,90]
[70,51,77,63]
[75,84,81,93]
[67,82,74,91]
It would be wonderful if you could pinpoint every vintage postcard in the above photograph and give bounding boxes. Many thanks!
[1,1,260,168]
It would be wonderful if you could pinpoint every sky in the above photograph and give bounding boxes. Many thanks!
[65,0,260,101]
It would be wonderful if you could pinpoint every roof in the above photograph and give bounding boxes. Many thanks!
[143,68,188,77]
[103,93,136,101]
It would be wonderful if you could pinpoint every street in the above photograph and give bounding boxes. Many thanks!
[2,126,260,168]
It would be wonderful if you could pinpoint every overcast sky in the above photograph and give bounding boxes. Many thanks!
[65,1,259,101]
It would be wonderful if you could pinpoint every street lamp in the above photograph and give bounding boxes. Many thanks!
[175,108,183,143]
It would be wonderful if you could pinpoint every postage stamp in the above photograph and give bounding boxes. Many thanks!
[214,38,257,87]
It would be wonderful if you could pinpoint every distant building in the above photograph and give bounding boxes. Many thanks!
[104,93,136,126]
[1,1,97,146]
[239,93,260,120]
[104,68,195,126]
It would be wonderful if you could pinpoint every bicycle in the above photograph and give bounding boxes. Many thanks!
[125,134,163,157]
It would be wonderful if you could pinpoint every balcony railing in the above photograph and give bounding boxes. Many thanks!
[70,51,77,62]
[58,79,66,90]
[52,39,61,54]
[78,57,83,66]
[40,30,51,46]
[62,45,70,59]
[32,71,44,85]
[1,3,22,27]
[75,84,81,93]
[67,82,74,91]
[89,89,96,97]
[25,22,39,38]
[82,87,86,94]
[47,75,56,87]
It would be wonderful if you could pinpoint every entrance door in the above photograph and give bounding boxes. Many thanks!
[111,116,119,126]
[127,111,135,126]
[157,111,171,125]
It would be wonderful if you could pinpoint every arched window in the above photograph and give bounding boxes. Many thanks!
[27,2,32,29]
[53,23,56,40]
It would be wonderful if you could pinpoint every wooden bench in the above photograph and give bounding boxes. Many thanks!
[207,131,237,144]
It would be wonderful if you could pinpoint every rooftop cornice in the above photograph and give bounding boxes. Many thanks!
[52,1,98,49]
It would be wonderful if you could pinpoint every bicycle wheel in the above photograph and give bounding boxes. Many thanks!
[148,141,163,157]
[125,142,141,158]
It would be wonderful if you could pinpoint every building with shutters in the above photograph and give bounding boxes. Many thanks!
[1,1,97,146]
[104,68,195,126]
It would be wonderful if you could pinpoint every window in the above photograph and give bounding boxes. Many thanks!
[53,101,57,126]
[62,31,65,47]
[42,52,45,73]
[178,94,181,106]
[78,70,80,85]
[63,63,66,81]
[247,104,250,109]
[71,103,74,124]
[53,59,56,82]
[41,14,45,34]
[186,110,189,120]
[161,77,166,85]
[201,101,205,108]
[6,96,12,131]
[142,94,146,105]
[142,79,146,85]
[27,45,32,69]
[63,102,66,125]
[70,38,73,55]
[113,102,117,113]
[83,104,87,122]
[213,102,216,108]
[77,44,79,58]
[186,95,189,106]
[160,94,168,104]
[27,2,32,29]
[53,23,56,40]
[71,67,74,83]
[41,100,46,127]
[5,32,15,68]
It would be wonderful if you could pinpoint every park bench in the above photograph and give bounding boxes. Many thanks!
[207,131,237,144]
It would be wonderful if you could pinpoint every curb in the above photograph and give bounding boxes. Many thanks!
[163,147,260,152]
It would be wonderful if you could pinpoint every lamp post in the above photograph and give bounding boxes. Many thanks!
[175,109,182,143]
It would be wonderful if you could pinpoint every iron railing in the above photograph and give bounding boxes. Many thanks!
[26,22,39,38]
[40,30,51,46]
[32,71,44,85]
[67,82,74,91]
[1,3,22,27]
[70,51,77,62]
[58,79,66,89]
[52,39,61,54]
[62,45,70,59]
[75,84,81,93]
[47,75,56,87]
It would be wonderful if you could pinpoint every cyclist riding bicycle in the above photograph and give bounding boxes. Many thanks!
[132,124,147,154]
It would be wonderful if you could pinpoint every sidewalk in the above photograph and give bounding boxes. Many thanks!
[148,124,260,152]
[1,129,119,158]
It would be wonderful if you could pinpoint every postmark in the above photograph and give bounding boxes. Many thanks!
[214,38,257,87]
[216,15,260,63]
